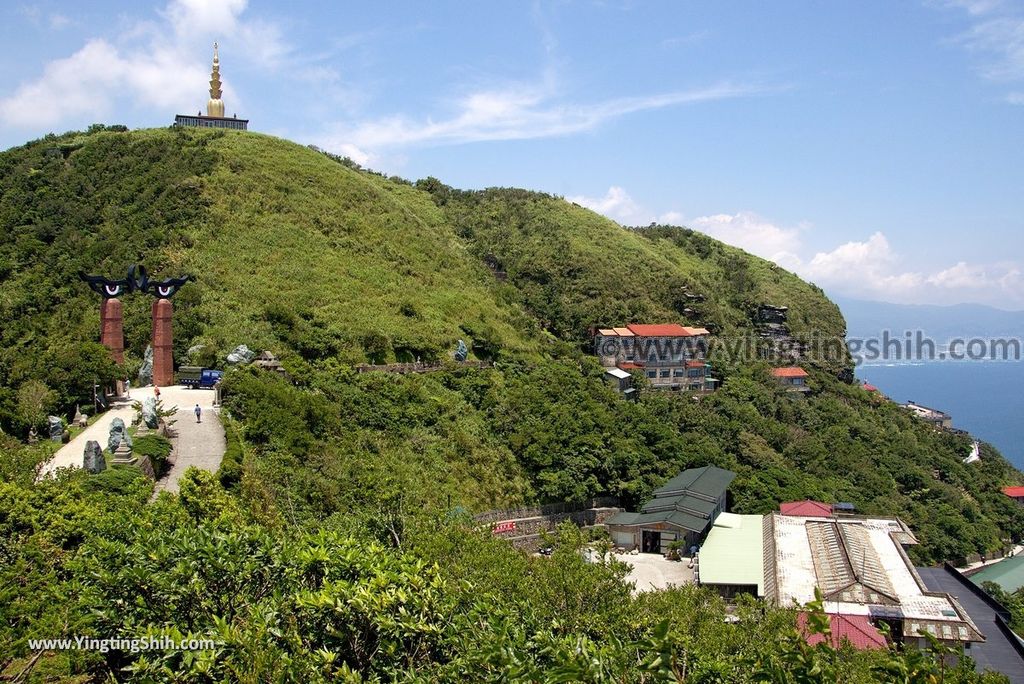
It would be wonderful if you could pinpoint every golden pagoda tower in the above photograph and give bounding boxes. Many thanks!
[174,42,248,130]
[207,42,225,118]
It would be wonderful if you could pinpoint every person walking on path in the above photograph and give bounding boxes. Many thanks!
[194,404,202,423]
[125,379,131,399]
[154,386,161,401]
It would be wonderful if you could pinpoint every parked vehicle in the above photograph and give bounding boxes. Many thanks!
[178,366,223,389]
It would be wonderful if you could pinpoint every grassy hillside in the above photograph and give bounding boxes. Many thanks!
[1,125,1021,560]
[431,185,846,344]
[0,126,846,416]
[2,126,1023,681]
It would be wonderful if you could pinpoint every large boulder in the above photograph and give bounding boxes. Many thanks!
[47,415,63,442]
[137,345,154,386]
[83,440,106,474]
[141,397,159,429]
[107,417,133,453]
[226,344,256,365]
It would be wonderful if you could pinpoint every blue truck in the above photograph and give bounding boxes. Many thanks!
[178,366,223,389]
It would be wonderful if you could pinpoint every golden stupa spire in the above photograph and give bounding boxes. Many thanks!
[206,42,225,118]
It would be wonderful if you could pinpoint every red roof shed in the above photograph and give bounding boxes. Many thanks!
[780,500,833,517]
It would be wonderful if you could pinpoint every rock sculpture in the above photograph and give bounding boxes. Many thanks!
[138,345,154,386]
[454,339,468,363]
[141,397,159,430]
[83,440,106,474]
[107,417,133,454]
[226,344,256,365]
[47,416,64,442]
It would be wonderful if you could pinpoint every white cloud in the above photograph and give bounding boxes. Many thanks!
[569,186,1024,307]
[567,186,650,225]
[335,80,773,151]
[689,212,804,270]
[49,13,71,30]
[0,0,282,130]
[802,232,924,296]
[798,234,1023,307]
[570,187,804,268]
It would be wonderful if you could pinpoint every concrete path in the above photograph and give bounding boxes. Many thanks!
[618,553,696,594]
[39,385,225,493]
[153,404,226,494]
[39,396,138,477]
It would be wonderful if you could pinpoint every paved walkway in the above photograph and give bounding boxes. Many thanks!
[153,405,225,494]
[39,396,138,477]
[39,385,224,492]
[917,566,1024,683]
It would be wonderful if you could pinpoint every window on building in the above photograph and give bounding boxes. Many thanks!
[647,370,657,378]
[688,369,702,377]
[673,369,685,377]
[659,369,670,378]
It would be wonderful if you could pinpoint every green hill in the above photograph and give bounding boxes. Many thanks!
[2,126,1023,682]
[0,126,844,384]
[1,125,1021,560]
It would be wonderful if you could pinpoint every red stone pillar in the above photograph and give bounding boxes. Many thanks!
[100,298,125,363]
[152,298,174,387]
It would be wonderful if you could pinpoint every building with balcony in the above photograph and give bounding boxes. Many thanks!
[594,323,716,391]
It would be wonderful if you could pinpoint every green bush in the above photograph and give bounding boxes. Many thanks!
[133,434,172,471]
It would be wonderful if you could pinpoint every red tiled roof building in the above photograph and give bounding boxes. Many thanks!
[797,612,887,650]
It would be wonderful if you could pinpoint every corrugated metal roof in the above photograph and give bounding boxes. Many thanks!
[604,368,631,379]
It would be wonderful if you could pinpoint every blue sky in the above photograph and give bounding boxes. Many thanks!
[2,1,1022,309]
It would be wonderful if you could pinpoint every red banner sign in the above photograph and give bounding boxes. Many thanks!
[493,521,516,534]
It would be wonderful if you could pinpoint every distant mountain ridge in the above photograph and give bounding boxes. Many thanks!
[836,297,1024,342]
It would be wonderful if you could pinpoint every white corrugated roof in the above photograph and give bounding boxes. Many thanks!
[605,368,631,379]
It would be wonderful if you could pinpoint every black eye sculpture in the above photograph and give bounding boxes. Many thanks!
[79,264,191,299]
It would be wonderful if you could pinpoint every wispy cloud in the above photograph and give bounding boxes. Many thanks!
[935,0,1024,98]
[327,80,776,154]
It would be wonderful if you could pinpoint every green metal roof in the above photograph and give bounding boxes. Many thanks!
[605,509,711,534]
[969,553,1024,593]
[642,492,718,516]
[698,513,765,595]
[653,465,735,500]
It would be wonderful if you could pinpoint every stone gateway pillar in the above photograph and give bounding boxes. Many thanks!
[100,298,125,364]
[152,298,174,387]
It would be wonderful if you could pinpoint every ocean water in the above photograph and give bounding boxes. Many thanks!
[856,361,1024,472]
